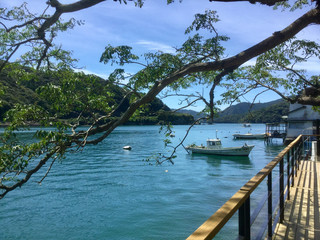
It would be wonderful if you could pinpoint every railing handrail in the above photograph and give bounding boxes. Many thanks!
[240,135,302,194]
[186,134,308,240]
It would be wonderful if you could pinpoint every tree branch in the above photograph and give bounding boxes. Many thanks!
[157,117,206,164]
[210,0,286,6]
[0,147,60,199]
[64,8,320,147]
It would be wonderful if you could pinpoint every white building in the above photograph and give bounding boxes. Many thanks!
[285,104,320,142]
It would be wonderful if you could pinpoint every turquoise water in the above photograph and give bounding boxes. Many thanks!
[0,124,284,240]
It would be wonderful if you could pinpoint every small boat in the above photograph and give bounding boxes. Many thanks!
[186,139,254,156]
[233,133,267,140]
[243,123,251,127]
[123,145,132,150]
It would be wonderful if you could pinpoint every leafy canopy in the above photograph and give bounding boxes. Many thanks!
[0,0,320,199]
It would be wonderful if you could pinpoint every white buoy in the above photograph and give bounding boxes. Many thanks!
[123,146,132,150]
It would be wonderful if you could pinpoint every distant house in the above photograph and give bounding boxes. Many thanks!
[285,103,320,142]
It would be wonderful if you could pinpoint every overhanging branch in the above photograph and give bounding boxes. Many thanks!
[210,0,287,6]
[68,8,320,146]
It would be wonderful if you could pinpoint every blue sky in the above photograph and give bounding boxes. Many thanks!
[3,0,320,111]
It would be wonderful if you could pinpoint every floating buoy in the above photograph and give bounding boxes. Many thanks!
[123,145,132,150]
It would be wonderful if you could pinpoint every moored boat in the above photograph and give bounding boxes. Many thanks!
[233,133,267,139]
[186,138,254,156]
[123,145,132,150]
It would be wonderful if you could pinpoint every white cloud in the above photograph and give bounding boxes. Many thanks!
[136,40,176,53]
[241,59,257,67]
[74,69,109,80]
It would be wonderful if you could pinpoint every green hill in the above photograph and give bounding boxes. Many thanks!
[214,99,289,123]
[175,99,289,124]
[0,65,194,125]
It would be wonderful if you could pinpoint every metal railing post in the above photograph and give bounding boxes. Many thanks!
[268,172,273,238]
[297,142,301,170]
[291,148,295,186]
[287,151,290,200]
[239,196,251,240]
[294,144,298,177]
[296,141,301,175]
[279,157,284,223]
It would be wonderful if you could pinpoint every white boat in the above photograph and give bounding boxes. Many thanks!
[243,123,251,127]
[186,139,254,156]
[233,133,267,139]
[123,145,132,150]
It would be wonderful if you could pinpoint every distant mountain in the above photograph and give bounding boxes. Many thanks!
[238,100,289,123]
[214,99,289,123]
[218,99,284,117]
[173,109,207,119]
[175,99,289,124]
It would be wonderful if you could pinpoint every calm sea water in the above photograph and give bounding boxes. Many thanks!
[1,124,284,240]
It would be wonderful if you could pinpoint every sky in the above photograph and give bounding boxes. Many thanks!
[2,0,320,111]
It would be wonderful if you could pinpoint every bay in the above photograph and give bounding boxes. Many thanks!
[0,124,284,240]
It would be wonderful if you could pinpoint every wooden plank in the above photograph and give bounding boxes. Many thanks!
[314,162,320,240]
[295,188,309,239]
[296,163,306,188]
[309,163,315,240]
[299,161,316,239]
[274,186,300,240]
[272,160,320,240]
[306,189,314,239]
[272,187,295,239]
[289,187,302,239]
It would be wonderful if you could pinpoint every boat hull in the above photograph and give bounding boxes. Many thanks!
[233,133,266,139]
[186,145,254,156]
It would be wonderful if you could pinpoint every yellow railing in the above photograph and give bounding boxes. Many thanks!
[187,135,317,240]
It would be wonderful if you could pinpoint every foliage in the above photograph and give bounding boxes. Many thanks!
[217,37,320,107]
[0,3,80,71]
[1,64,183,125]
[0,0,320,198]
[240,101,289,123]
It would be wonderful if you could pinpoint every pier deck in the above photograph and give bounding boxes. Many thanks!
[272,160,320,240]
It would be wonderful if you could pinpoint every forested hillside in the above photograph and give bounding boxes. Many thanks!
[0,64,194,125]
[0,63,289,125]
[214,99,289,123]
[176,99,289,123]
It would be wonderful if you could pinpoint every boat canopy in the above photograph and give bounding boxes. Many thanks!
[207,139,222,147]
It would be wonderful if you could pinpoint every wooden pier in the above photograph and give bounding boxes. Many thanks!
[265,123,287,143]
[272,160,320,240]
[187,135,320,240]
